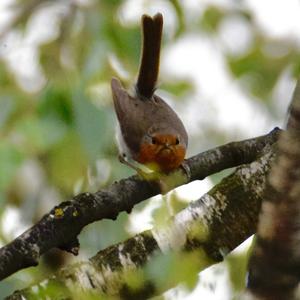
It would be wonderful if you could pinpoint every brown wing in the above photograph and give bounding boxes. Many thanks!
[111,78,151,155]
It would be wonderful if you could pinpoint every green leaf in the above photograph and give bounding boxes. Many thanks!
[145,251,206,292]
[227,238,255,295]
[23,278,69,300]
[15,115,66,154]
[162,80,194,98]
[72,88,113,162]
[48,132,88,192]
[0,142,23,191]
[209,168,234,186]
[168,191,188,215]
[201,6,225,32]
[101,0,123,8]
[151,198,170,228]
[39,41,63,81]
[105,22,140,72]
[38,86,73,125]
[169,0,186,36]
[227,43,293,99]
[0,96,16,129]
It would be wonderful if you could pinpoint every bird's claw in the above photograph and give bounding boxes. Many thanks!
[180,160,191,181]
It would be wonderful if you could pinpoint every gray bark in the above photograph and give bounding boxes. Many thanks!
[7,144,276,299]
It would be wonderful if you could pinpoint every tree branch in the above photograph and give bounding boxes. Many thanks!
[0,128,280,281]
[245,80,300,300]
[6,143,276,299]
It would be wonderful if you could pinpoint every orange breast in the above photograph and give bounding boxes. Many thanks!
[138,142,186,173]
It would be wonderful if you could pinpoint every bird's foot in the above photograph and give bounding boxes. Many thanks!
[180,160,191,181]
[119,154,158,180]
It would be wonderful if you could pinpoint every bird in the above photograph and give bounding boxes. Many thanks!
[111,13,188,177]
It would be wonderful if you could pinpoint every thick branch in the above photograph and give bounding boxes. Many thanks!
[7,144,276,300]
[0,128,280,281]
[245,81,300,299]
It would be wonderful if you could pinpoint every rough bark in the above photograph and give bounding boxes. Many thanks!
[245,80,300,300]
[6,144,276,300]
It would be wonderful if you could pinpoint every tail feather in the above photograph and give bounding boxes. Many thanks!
[136,13,163,99]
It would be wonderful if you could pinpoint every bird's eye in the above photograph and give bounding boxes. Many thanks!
[152,136,157,144]
[175,137,180,145]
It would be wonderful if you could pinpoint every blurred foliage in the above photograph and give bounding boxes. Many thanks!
[201,5,225,32]
[201,4,300,102]
[227,238,255,298]
[0,0,299,299]
[228,42,300,99]
[145,251,204,292]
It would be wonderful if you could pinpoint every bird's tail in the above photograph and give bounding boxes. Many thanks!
[136,13,163,99]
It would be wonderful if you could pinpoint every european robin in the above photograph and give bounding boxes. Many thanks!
[111,13,188,177]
